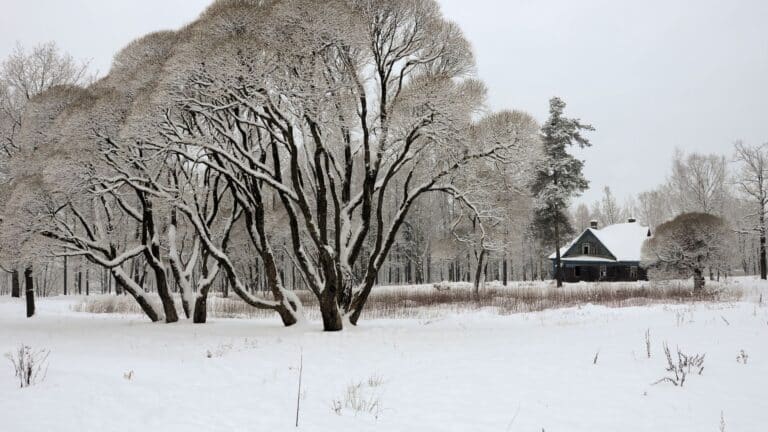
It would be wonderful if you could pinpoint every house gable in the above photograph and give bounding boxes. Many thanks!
[561,230,617,261]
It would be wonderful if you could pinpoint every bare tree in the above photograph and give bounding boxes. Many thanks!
[573,203,591,232]
[636,186,673,229]
[0,42,93,308]
[600,186,623,225]
[449,111,539,299]
[0,42,91,155]
[141,0,536,330]
[733,141,768,279]
[669,150,727,216]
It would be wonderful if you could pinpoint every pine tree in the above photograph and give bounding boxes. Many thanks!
[532,97,594,287]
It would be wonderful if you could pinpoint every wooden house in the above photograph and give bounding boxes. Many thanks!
[549,219,652,282]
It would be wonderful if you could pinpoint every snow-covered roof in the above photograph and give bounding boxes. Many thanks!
[559,255,616,263]
[549,222,651,262]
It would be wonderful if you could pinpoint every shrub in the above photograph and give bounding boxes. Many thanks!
[5,344,50,388]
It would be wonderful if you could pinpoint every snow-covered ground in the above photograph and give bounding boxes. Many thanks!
[1,281,766,431]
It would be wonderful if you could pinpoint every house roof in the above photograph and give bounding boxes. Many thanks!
[549,221,652,262]
[559,255,616,263]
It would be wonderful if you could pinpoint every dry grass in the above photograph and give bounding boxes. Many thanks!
[71,279,743,321]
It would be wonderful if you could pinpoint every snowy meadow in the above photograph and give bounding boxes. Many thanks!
[2,278,766,431]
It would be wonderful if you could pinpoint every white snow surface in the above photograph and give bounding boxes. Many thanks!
[1,282,767,431]
[551,221,652,262]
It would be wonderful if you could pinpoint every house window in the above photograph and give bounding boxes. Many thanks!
[600,265,607,279]
[583,243,592,255]
[630,266,638,279]
[574,266,581,277]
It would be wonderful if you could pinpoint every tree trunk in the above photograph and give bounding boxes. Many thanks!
[11,270,20,298]
[320,290,343,331]
[24,266,35,318]
[154,270,178,323]
[502,255,508,286]
[472,249,487,301]
[554,216,563,288]
[63,256,68,295]
[760,227,767,280]
[192,295,207,324]
[693,268,705,293]
[111,270,160,322]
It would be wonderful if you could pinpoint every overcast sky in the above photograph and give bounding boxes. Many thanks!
[2,0,767,205]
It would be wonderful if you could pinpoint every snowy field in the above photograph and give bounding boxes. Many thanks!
[1,280,767,431]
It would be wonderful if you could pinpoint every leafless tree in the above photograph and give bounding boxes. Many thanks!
[0,42,91,156]
[600,186,623,225]
[733,141,768,279]
[140,0,537,330]
[572,203,591,232]
[450,111,539,299]
[669,150,727,216]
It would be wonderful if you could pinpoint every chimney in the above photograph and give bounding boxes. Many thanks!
[590,220,599,230]
[628,217,637,223]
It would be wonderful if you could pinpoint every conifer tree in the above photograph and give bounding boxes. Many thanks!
[532,97,594,287]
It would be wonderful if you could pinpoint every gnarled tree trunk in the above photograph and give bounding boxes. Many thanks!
[111,268,160,322]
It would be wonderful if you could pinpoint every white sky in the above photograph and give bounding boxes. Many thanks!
[2,0,767,205]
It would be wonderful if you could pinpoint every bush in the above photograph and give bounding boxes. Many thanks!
[5,344,50,388]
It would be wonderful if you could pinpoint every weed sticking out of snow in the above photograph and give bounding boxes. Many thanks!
[5,344,50,388]
[123,370,134,381]
[206,343,233,359]
[205,338,259,359]
[736,350,749,365]
[332,377,384,419]
[653,343,706,387]
[645,328,652,359]
[367,374,384,388]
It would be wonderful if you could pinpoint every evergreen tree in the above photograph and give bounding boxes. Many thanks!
[532,97,594,287]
